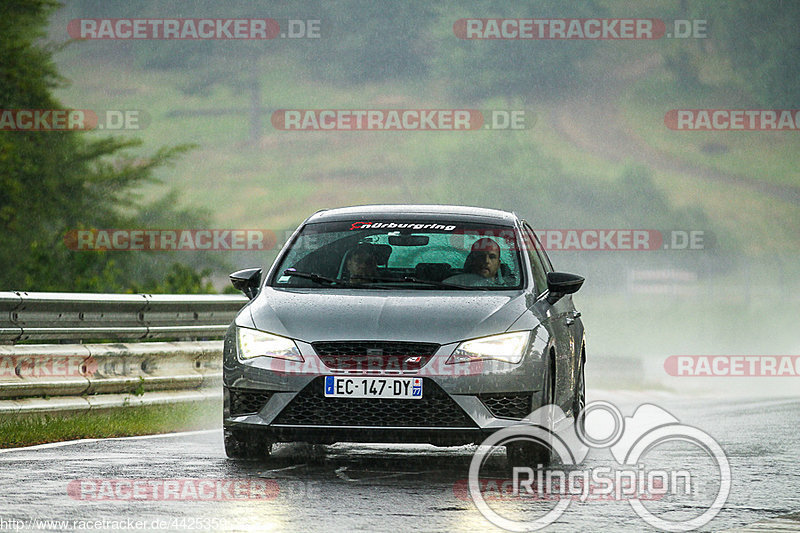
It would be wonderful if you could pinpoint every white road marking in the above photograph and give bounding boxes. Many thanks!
[0,429,219,455]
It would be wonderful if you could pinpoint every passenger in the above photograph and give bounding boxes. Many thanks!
[445,238,507,286]
[343,244,378,282]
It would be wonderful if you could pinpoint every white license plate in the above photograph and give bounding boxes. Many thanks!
[323,376,422,399]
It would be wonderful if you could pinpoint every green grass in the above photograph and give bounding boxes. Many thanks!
[0,399,221,449]
[620,74,800,190]
[528,116,626,183]
[50,48,800,257]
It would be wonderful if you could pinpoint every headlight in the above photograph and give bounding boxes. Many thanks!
[236,327,304,362]
[446,331,532,365]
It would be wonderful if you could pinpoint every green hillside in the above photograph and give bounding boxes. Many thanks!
[34,0,800,361]
[52,50,800,258]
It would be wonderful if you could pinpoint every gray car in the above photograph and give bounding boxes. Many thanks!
[223,205,585,464]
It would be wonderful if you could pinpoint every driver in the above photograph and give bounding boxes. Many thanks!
[343,244,378,282]
[445,238,507,287]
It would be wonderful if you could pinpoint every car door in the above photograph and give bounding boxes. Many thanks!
[523,223,578,412]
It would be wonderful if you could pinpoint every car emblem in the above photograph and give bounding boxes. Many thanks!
[365,348,383,356]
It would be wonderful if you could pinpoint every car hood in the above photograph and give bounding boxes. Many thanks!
[242,287,532,345]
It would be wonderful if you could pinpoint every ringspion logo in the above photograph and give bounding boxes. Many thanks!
[470,401,730,531]
[454,476,666,502]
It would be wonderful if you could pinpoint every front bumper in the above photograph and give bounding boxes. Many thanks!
[223,332,551,446]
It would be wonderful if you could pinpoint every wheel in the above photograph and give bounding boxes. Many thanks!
[572,350,586,420]
[506,353,555,469]
[293,442,328,465]
[506,439,552,469]
[224,429,271,460]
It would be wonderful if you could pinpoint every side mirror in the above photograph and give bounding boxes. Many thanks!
[546,272,584,305]
[230,268,262,300]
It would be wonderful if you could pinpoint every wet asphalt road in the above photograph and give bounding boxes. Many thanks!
[1,390,798,533]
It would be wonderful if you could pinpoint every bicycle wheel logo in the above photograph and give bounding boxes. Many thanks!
[469,401,731,531]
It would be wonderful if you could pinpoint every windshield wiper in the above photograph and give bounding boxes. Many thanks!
[402,276,491,290]
[356,275,490,290]
[282,269,349,286]
[282,271,491,290]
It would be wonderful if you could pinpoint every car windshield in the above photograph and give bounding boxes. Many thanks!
[270,220,525,290]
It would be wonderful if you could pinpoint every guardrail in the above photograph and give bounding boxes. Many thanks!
[0,291,248,343]
[0,292,248,416]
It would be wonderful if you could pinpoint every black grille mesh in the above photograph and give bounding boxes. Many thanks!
[312,341,439,371]
[230,388,273,416]
[274,377,476,428]
[479,392,532,419]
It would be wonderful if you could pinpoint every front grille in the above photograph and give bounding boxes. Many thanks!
[229,388,273,416]
[273,377,476,428]
[312,341,439,372]
[479,392,532,419]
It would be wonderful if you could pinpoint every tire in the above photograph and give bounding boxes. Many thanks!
[506,440,551,469]
[224,429,271,460]
[572,350,586,420]
[294,442,328,465]
[505,353,555,469]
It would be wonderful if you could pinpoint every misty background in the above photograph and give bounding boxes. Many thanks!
[3,0,799,394]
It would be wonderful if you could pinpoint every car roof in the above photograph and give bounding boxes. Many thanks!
[304,204,519,225]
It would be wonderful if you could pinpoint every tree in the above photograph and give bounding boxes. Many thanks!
[0,0,218,293]
[701,2,800,107]
[660,1,800,106]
